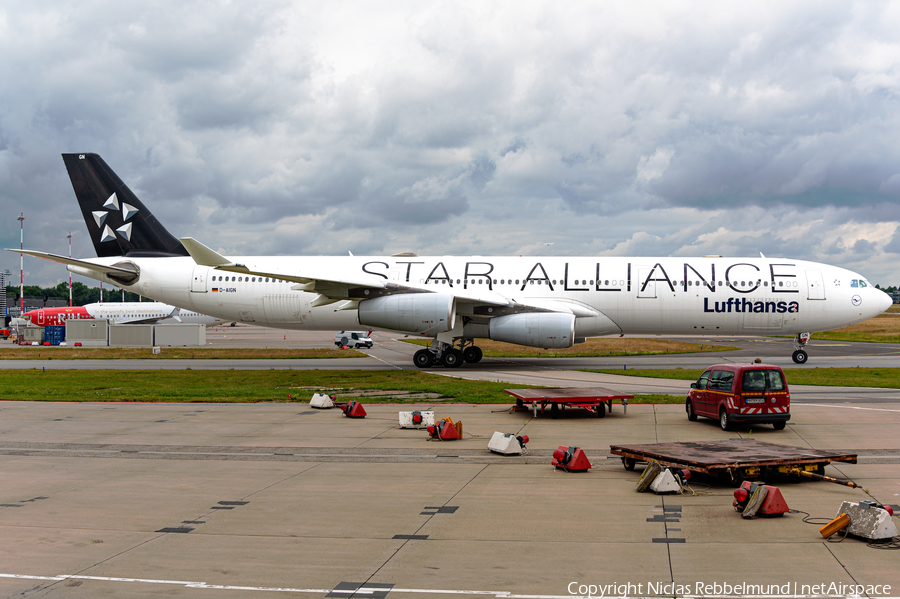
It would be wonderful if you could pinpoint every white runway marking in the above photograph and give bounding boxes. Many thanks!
[795,403,900,413]
[2,574,897,598]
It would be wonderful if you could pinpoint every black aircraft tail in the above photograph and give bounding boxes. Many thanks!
[63,153,189,258]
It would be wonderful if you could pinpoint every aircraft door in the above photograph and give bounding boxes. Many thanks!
[805,269,825,300]
[191,266,209,293]
[37,310,45,325]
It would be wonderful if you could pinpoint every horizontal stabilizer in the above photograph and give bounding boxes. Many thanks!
[9,249,140,284]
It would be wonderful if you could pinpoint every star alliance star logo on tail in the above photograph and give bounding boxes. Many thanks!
[93,192,139,243]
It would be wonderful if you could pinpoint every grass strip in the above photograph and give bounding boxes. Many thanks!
[1,369,682,404]
[582,368,900,389]
[811,310,900,343]
[0,347,366,360]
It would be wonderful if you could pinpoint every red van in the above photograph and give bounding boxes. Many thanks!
[686,363,790,431]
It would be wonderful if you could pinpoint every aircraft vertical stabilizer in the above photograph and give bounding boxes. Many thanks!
[63,153,189,258]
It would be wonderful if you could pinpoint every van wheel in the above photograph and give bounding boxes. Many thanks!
[719,409,732,431]
[773,420,786,430]
[686,399,697,421]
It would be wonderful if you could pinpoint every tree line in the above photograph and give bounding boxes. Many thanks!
[5,282,142,305]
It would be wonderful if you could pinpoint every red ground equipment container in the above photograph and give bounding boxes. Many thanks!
[427,420,459,440]
[341,401,367,418]
[551,445,592,472]
[733,481,789,517]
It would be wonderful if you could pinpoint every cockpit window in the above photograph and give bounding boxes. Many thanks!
[851,280,858,288]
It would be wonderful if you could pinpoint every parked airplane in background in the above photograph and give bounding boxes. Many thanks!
[12,153,893,367]
[22,302,225,327]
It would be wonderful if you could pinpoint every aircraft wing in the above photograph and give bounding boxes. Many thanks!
[180,237,514,308]
[180,237,601,316]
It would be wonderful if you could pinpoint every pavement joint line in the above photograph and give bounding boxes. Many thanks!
[793,403,900,413]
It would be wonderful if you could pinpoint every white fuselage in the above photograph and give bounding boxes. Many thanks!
[23,302,226,327]
[73,255,892,338]
[84,302,225,326]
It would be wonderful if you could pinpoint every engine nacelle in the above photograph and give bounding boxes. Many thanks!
[489,312,575,349]
[358,293,456,335]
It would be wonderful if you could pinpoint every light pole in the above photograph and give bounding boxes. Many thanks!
[17,213,24,313]
[67,232,72,307]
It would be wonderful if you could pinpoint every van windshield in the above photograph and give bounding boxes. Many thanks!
[741,370,785,392]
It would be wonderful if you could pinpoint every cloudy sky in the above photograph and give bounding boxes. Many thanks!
[2,1,900,288]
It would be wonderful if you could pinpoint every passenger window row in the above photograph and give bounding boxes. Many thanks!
[213,276,287,283]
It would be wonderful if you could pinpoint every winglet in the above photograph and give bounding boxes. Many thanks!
[179,237,240,267]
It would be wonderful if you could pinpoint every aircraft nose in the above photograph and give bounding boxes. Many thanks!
[876,288,894,313]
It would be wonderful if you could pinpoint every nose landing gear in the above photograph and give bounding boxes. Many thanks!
[791,332,810,364]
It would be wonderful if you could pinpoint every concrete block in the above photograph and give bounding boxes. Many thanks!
[399,411,434,429]
[488,432,523,455]
[838,501,898,540]
[649,469,681,494]
[310,393,335,409]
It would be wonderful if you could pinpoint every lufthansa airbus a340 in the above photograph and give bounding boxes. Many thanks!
[12,153,892,368]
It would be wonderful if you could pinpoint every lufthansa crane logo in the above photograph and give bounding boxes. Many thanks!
[92,192,139,242]
[851,295,862,306]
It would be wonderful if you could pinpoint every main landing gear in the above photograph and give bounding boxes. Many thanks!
[791,332,811,364]
[413,339,483,369]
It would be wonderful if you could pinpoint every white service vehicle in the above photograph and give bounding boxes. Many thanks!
[334,331,373,348]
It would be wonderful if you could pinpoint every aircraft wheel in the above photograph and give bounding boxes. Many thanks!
[462,346,482,363]
[413,349,435,368]
[686,399,697,421]
[719,409,732,431]
[441,348,463,368]
[791,349,808,364]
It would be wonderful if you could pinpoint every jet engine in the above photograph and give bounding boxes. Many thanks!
[358,293,456,335]
[489,312,575,348]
